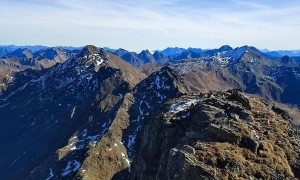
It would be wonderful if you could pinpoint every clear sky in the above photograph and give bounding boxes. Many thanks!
[0,0,300,51]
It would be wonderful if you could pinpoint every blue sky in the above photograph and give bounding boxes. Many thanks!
[0,0,300,51]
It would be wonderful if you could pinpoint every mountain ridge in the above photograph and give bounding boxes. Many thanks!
[0,45,145,179]
[0,44,299,179]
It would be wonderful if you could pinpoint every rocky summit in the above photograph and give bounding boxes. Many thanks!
[133,89,300,179]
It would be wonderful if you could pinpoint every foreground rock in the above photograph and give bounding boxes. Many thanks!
[133,89,300,179]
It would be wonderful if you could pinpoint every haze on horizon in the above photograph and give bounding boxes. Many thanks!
[0,0,300,51]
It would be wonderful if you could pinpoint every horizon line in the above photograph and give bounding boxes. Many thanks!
[1,44,300,52]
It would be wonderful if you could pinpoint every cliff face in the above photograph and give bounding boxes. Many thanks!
[133,89,300,179]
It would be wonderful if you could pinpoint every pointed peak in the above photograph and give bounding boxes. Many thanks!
[237,46,264,56]
[12,48,33,53]
[281,55,293,63]
[238,45,253,51]
[116,48,128,52]
[187,47,202,53]
[74,45,110,73]
[80,45,99,56]
[5,48,33,58]
[138,66,187,94]
[159,66,173,73]
[218,45,232,51]
[153,67,182,82]
[140,50,151,54]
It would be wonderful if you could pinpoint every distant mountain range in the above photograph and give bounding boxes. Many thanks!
[0,47,79,91]
[108,45,300,71]
[261,49,300,57]
[0,44,299,179]
[0,45,82,56]
[2,45,299,57]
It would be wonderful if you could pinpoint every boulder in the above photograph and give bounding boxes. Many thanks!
[272,106,293,121]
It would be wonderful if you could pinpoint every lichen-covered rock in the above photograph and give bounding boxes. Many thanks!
[133,89,300,179]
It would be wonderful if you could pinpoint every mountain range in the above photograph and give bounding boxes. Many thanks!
[0,44,299,179]
[262,49,300,57]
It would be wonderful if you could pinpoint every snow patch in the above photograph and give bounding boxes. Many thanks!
[46,168,54,180]
[127,135,136,150]
[9,151,26,167]
[29,121,36,127]
[81,129,87,138]
[102,122,107,128]
[121,152,131,172]
[216,46,247,65]
[96,59,104,66]
[156,92,166,102]
[181,112,190,119]
[70,146,77,151]
[155,76,162,89]
[86,134,101,142]
[0,103,9,108]
[170,99,199,114]
[61,160,81,176]
[70,107,76,118]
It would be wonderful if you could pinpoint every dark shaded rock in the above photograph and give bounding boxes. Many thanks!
[207,123,241,144]
[228,89,251,110]
[182,145,195,155]
[272,106,293,121]
[165,148,215,180]
[240,136,259,154]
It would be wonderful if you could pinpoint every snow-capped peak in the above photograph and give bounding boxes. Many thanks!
[215,46,249,66]
[76,45,110,73]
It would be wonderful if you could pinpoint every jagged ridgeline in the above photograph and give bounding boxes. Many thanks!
[0,45,299,179]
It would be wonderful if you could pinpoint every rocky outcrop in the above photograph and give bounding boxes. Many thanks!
[272,105,294,121]
[133,89,300,179]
